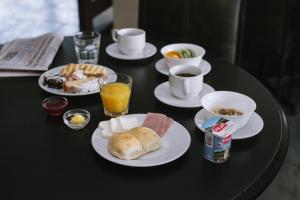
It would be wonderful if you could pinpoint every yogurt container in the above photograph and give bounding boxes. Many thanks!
[202,117,237,163]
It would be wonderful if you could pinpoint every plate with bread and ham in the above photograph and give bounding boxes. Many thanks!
[38,63,115,96]
[91,113,191,167]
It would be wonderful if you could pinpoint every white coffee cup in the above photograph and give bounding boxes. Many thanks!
[112,28,146,55]
[169,65,203,99]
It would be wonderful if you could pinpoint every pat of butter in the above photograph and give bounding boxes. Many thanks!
[110,118,123,133]
[98,120,112,138]
[98,116,140,138]
[71,114,85,124]
[119,117,139,130]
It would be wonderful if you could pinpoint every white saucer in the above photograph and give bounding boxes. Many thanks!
[154,82,215,108]
[106,42,157,60]
[155,58,211,76]
[194,109,264,140]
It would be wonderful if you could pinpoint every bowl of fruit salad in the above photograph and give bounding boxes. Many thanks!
[161,43,205,68]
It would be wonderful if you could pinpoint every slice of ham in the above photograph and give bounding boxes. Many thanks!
[158,117,173,136]
[143,113,165,133]
[143,113,173,137]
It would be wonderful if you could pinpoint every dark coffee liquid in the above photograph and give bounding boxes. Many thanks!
[176,73,197,77]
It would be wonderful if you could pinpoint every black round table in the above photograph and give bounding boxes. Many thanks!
[0,37,288,200]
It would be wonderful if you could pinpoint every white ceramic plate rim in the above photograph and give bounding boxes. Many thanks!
[38,65,115,96]
[154,81,215,108]
[155,58,211,76]
[194,109,264,140]
[106,42,157,60]
[91,114,191,167]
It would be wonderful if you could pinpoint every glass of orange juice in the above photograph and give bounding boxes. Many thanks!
[99,73,132,117]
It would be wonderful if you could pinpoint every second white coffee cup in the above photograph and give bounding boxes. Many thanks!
[169,65,203,99]
[112,28,146,55]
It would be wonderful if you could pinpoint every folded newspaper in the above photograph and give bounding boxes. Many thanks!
[0,33,63,77]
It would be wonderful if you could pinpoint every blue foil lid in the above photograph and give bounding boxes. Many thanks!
[202,117,223,129]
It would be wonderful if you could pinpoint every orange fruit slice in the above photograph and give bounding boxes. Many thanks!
[165,51,180,58]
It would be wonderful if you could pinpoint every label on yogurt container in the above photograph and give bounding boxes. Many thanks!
[202,117,237,163]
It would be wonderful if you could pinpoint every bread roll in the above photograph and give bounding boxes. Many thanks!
[129,127,161,153]
[107,126,161,160]
[108,132,144,160]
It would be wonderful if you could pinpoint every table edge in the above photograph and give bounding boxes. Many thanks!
[234,91,289,200]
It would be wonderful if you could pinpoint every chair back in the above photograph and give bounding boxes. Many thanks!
[78,0,112,31]
[139,0,246,65]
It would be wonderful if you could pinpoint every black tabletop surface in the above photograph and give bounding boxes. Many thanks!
[0,36,288,200]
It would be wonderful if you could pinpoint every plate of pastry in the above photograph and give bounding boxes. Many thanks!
[91,113,191,167]
[38,63,115,96]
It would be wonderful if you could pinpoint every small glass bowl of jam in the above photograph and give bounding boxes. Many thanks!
[63,109,90,130]
[42,96,68,116]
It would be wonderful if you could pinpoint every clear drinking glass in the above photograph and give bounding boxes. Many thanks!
[73,31,101,64]
[99,73,133,117]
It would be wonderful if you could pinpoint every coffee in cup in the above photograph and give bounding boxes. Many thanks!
[169,65,203,99]
[112,28,146,55]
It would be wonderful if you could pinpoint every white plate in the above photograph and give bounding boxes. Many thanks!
[194,109,264,140]
[38,65,115,96]
[154,82,215,108]
[155,58,211,76]
[106,43,157,60]
[91,114,191,167]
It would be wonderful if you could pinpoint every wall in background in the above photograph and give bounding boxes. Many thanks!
[113,0,139,28]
